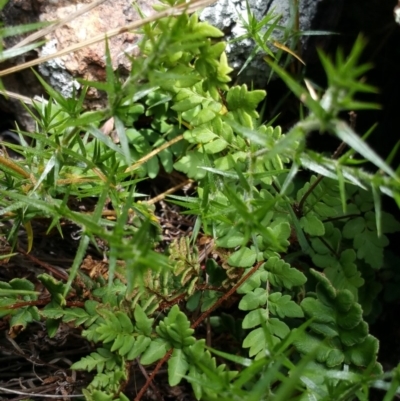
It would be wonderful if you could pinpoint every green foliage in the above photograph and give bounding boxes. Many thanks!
[0,14,48,70]
[296,269,373,367]
[1,1,400,400]
[0,279,39,335]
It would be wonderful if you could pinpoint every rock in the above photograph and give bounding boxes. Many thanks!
[200,0,344,86]
[34,0,157,107]
[0,0,157,123]
[1,0,343,104]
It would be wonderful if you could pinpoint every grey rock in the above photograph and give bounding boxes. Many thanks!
[200,0,343,87]
[38,40,81,99]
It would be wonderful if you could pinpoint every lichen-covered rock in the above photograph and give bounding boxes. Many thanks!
[1,0,157,108]
[34,0,157,107]
[200,0,344,87]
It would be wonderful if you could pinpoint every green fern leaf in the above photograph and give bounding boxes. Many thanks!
[37,274,67,305]
[238,288,268,311]
[71,348,118,373]
[140,338,169,365]
[228,246,258,268]
[300,213,325,236]
[174,150,207,180]
[293,331,344,368]
[226,85,265,117]
[126,335,151,360]
[237,269,268,294]
[134,304,154,336]
[264,257,307,289]
[168,348,189,386]
[62,307,91,326]
[268,292,304,318]
[243,327,275,357]
[344,334,379,367]
[10,307,39,333]
[323,250,365,298]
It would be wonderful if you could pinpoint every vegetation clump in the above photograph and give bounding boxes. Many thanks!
[1,0,400,400]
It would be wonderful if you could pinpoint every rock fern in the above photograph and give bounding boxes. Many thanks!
[1,1,400,400]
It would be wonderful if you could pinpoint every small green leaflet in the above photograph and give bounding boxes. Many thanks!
[263,257,307,289]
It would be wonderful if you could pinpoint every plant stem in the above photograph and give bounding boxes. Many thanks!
[134,261,264,401]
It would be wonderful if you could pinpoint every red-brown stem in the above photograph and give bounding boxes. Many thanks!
[191,261,263,329]
[136,358,164,401]
[134,348,173,401]
[133,261,264,401]
[17,247,69,281]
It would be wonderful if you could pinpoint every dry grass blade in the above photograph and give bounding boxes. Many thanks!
[146,178,194,205]
[125,134,184,173]
[0,89,47,105]
[272,40,305,65]
[0,0,217,78]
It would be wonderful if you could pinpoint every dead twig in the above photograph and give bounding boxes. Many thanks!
[0,385,83,398]
[147,179,194,205]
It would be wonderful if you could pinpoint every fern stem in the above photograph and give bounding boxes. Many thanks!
[191,261,264,329]
[134,349,173,401]
[135,261,264,400]
[298,174,324,211]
